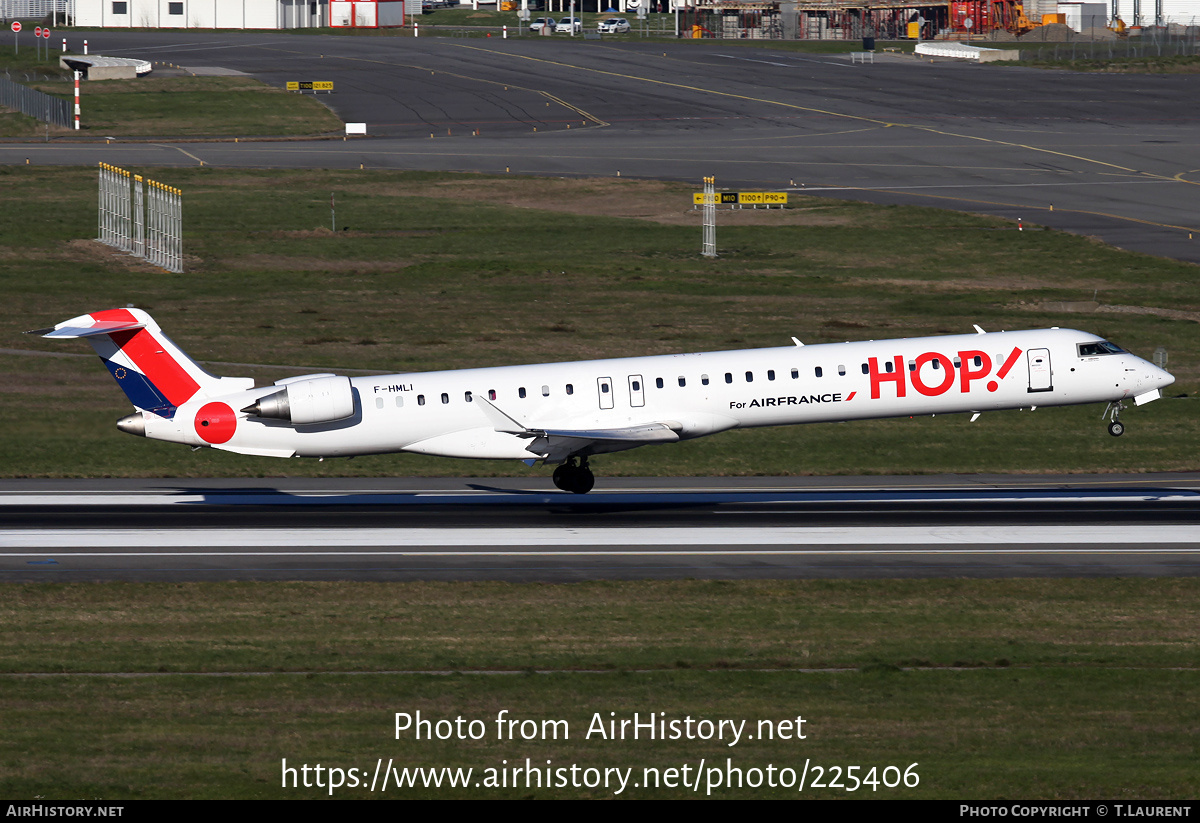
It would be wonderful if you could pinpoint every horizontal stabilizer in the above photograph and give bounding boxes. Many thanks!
[31,316,147,339]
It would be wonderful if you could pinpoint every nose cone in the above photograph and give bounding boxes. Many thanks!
[1148,365,1175,392]
[117,412,146,437]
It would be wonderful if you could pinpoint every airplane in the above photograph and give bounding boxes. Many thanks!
[32,308,1175,494]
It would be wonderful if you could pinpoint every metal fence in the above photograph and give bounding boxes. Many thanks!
[701,176,716,259]
[98,163,184,273]
[0,76,70,128]
[0,0,74,21]
[145,178,183,274]
[1022,25,1200,61]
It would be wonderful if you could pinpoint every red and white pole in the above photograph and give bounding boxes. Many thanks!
[73,71,80,130]
[83,39,88,54]
[62,37,66,52]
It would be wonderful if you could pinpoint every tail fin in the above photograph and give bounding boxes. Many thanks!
[32,308,252,418]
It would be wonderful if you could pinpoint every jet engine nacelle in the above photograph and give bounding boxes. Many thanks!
[242,375,355,425]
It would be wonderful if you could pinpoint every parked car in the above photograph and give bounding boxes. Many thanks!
[529,16,556,32]
[554,16,582,33]
[597,17,630,33]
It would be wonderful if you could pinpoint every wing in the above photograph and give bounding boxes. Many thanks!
[474,396,680,463]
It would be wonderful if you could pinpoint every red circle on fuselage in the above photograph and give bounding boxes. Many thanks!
[194,402,237,444]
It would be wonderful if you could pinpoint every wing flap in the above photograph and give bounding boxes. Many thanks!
[540,423,680,443]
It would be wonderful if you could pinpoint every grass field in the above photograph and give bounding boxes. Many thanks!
[29,75,345,136]
[3,166,1198,799]
[0,51,343,138]
[4,165,1197,478]
[1,579,1197,799]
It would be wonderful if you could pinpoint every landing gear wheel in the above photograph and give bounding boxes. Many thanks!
[552,458,595,494]
[570,467,595,495]
[1102,401,1127,438]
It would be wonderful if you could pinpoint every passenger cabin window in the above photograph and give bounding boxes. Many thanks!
[488,389,497,400]
[745,371,753,383]
[418,395,426,406]
[542,385,550,397]
[814,367,823,378]
[701,374,710,385]
[630,380,640,392]
[464,391,473,402]
[725,373,733,384]
[791,368,799,379]
[884,361,894,373]
[441,393,449,404]
[655,377,664,389]
[566,384,574,395]
[601,383,609,393]
[395,397,403,407]
[375,397,384,409]
[861,364,869,375]
[767,370,775,381]
[678,377,686,387]
[909,360,916,372]
[519,387,527,399]
[838,365,846,376]
[931,359,941,370]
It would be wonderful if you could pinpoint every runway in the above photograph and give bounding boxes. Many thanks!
[5,474,1200,581]
[5,37,1198,584]
[3,32,1200,261]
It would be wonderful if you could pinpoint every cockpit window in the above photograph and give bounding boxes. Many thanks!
[1078,341,1126,357]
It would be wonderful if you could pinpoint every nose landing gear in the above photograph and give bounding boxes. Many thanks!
[1103,401,1127,437]
[552,456,595,494]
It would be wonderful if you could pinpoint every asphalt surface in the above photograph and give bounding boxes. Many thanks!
[4,31,1200,261]
[5,474,1199,581]
[6,34,1200,583]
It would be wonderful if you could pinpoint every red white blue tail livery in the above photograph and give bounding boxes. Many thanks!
[34,310,1174,493]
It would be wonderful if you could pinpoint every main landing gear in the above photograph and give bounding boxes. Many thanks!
[552,456,595,494]
[1103,401,1126,437]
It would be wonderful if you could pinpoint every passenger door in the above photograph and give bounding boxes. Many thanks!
[1027,348,1052,392]
[627,374,645,408]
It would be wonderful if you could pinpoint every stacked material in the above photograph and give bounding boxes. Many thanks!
[59,55,153,80]
[914,42,1021,61]
[1018,22,1118,40]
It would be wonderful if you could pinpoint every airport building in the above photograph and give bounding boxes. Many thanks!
[3,0,1194,30]
[3,0,424,27]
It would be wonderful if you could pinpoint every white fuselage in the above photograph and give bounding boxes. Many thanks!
[144,327,1174,463]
